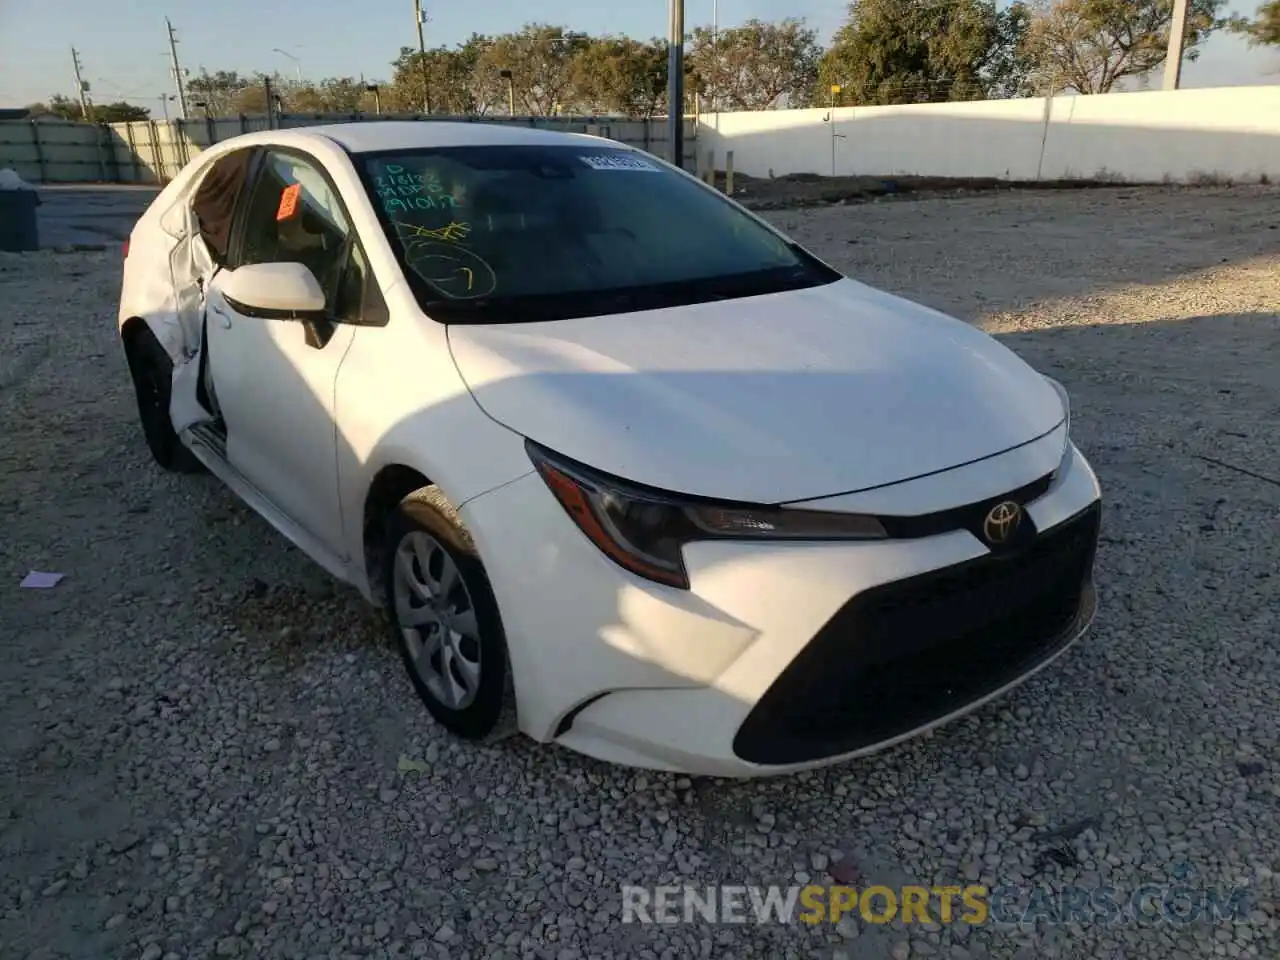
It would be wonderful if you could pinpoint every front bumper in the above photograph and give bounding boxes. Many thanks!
[460,440,1102,777]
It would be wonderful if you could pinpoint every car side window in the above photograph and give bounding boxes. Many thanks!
[191,148,256,267]
[332,240,368,324]
[234,151,352,311]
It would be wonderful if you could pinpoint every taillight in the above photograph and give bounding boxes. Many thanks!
[122,239,130,259]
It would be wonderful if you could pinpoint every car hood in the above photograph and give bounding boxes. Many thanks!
[446,277,1065,504]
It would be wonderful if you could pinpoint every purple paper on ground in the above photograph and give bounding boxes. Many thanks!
[20,571,65,589]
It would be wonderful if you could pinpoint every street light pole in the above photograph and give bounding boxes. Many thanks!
[667,0,685,168]
[272,48,303,84]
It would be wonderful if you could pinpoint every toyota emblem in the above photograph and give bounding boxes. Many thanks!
[983,500,1023,545]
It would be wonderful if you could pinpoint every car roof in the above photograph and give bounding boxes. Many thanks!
[283,120,615,154]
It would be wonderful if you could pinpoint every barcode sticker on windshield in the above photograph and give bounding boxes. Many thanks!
[578,153,660,172]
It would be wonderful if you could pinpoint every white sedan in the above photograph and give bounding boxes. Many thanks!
[117,121,1102,777]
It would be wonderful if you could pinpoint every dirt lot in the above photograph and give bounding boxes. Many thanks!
[1,185,1278,960]
[726,172,1127,211]
[27,185,156,250]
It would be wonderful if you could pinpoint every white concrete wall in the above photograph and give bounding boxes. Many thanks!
[699,85,1280,183]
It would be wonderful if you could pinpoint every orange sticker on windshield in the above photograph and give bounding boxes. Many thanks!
[276,183,301,220]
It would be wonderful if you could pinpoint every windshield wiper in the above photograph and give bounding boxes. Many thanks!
[694,265,814,300]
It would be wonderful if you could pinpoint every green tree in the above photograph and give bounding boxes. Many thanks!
[230,74,279,115]
[24,96,148,122]
[819,0,1015,104]
[571,37,668,117]
[986,2,1040,97]
[286,77,375,114]
[390,37,492,115]
[478,24,592,116]
[688,18,822,110]
[1023,0,1229,94]
[94,101,151,122]
[187,70,253,116]
[388,27,590,116]
[36,94,84,120]
[1229,0,1280,45]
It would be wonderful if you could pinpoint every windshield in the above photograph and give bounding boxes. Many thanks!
[353,144,840,323]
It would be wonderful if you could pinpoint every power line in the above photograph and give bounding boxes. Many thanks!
[95,78,154,102]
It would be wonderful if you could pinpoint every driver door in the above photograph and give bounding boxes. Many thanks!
[203,148,364,556]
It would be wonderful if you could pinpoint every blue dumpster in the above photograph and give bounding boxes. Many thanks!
[0,179,40,252]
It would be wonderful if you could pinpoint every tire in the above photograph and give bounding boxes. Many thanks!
[123,324,205,474]
[382,486,516,742]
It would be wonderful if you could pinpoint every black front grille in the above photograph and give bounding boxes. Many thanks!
[733,501,1101,766]
[875,471,1054,544]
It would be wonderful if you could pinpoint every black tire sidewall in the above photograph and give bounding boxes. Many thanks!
[382,496,509,740]
[126,330,173,457]
[124,326,203,473]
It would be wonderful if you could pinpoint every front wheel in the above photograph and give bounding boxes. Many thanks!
[382,487,515,741]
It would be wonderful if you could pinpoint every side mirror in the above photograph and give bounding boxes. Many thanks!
[220,261,326,320]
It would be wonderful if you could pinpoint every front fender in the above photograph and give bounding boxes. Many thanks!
[336,396,533,599]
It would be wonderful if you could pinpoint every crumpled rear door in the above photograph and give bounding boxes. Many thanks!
[164,147,256,433]
[168,218,220,433]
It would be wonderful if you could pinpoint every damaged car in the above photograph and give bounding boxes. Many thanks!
[117,122,1102,777]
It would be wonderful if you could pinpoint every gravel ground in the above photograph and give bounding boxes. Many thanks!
[1,185,1278,960]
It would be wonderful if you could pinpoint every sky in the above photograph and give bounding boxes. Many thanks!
[0,0,1276,110]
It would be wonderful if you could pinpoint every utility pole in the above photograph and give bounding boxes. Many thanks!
[1163,0,1190,90]
[413,0,431,114]
[667,0,685,168]
[166,18,189,118]
[362,74,383,115]
[71,47,94,121]
[711,0,718,111]
[263,75,276,129]
[499,69,515,115]
[828,84,839,176]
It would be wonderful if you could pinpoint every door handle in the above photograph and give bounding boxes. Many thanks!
[209,303,232,329]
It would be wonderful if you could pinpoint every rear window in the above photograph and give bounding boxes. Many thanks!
[355,144,838,323]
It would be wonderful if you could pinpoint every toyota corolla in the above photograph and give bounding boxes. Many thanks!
[117,121,1102,777]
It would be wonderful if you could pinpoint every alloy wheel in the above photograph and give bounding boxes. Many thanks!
[392,529,482,710]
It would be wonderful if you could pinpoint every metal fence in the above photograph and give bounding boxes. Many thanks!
[0,113,699,185]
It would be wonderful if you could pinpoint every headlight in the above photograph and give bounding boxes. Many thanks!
[1043,375,1072,476]
[527,441,886,589]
